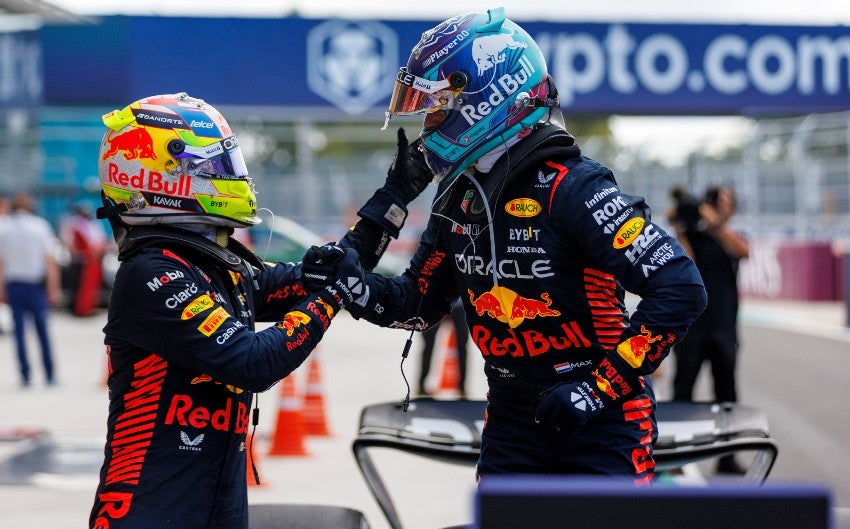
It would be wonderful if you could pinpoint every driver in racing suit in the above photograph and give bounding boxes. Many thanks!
[89,93,430,529]
[303,9,706,484]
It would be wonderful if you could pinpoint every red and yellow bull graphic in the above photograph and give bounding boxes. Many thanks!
[592,369,619,400]
[278,311,311,337]
[613,217,646,249]
[468,286,560,329]
[616,325,662,368]
[505,198,541,218]
[197,306,229,337]
[181,294,214,320]
[102,127,157,162]
[190,373,244,394]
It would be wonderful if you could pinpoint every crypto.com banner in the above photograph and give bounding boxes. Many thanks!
[42,16,850,115]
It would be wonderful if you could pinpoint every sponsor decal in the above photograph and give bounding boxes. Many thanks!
[506,246,546,254]
[591,195,629,225]
[147,269,185,291]
[508,226,541,241]
[265,284,308,303]
[132,108,189,129]
[468,286,561,329]
[471,321,591,357]
[456,254,553,279]
[597,357,633,397]
[102,128,157,161]
[536,169,557,187]
[592,370,619,400]
[278,311,311,337]
[164,282,199,309]
[197,306,229,337]
[505,198,541,217]
[181,294,214,320]
[471,32,528,76]
[165,394,249,434]
[650,243,675,265]
[616,325,662,368]
[554,358,594,374]
[460,190,474,213]
[624,224,663,264]
[451,222,482,236]
[613,217,646,249]
[602,206,635,235]
[584,186,618,209]
[190,372,244,394]
[106,163,192,197]
[179,431,204,451]
[459,54,537,126]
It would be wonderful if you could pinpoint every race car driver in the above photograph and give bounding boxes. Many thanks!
[89,93,428,529]
[303,9,707,484]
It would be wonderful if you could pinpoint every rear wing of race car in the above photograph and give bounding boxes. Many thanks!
[352,398,778,529]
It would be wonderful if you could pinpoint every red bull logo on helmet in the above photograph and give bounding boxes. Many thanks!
[103,127,157,161]
[468,285,560,329]
[471,32,528,76]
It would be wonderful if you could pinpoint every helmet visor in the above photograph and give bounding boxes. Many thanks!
[386,67,460,116]
[177,136,249,180]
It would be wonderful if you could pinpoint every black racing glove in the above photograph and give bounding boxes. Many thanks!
[534,379,606,437]
[302,244,368,313]
[356,127,433,238]
[535,351,641,436]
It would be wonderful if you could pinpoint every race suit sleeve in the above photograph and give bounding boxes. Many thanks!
[111,251,339,392]
[343,212,460,331]
[552,159,707,400]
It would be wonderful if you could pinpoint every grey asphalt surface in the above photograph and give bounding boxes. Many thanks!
[0,298,848,529]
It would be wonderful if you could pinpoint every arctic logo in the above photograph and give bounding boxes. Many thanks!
[471,32,528,75]
[307,20,398,115]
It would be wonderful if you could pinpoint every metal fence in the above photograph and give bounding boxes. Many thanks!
[31,109,850,244]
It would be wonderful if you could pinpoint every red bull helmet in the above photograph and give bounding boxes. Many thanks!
[384,8,554,182]
[98,92,260,228]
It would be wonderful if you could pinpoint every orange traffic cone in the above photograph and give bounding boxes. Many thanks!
[437,328,461,393]
[303,353,331,436]
[267,374,309,456]
[246,432,264,487]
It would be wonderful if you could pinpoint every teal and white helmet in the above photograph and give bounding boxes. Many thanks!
[384,8,556,181]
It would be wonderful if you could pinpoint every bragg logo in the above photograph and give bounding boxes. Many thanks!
[197,306,229,337]
[613,217,645,249]
[505,198,541,218]
[181,294,214,320]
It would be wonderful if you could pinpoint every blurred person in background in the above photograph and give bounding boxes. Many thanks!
[89,92,429,529]
[669,184,749,473]
[0,191,62,387]
[304,8,706,484]
[59,200,108,316]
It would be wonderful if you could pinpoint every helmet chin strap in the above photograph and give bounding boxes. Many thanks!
[216,227,231,247]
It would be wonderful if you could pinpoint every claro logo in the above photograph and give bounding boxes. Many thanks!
[613,217,645,249]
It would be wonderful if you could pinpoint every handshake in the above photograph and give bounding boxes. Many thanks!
[301,243,368,314]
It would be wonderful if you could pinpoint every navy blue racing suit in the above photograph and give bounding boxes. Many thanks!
[352,126,707,483]
[89,227,348,529]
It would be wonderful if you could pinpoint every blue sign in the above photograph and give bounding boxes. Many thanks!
[0,26,41,108]
[40,16,850,116]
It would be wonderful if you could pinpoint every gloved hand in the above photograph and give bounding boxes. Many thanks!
[384,127,433,204]
[356,128,433,238]
[302,244,367,311]
[534,379,606,437]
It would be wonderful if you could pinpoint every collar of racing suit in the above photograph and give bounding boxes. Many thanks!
[118,225,265,278]
[436,124,582,223]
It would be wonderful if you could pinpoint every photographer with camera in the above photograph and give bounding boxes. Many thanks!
[668,184,749,474]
